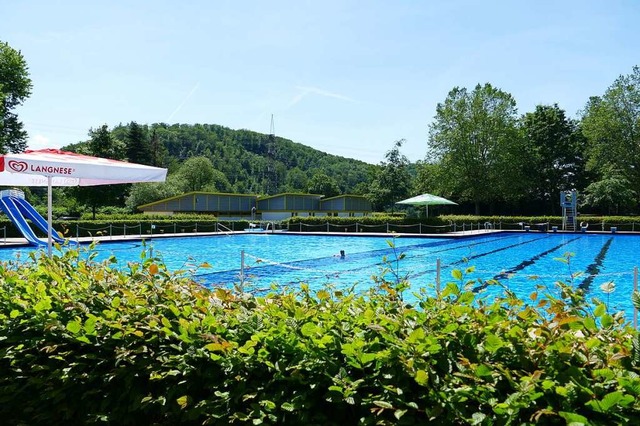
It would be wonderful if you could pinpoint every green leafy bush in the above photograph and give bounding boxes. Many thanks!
[1,246,639,424]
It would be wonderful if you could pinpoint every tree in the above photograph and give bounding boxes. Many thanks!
[176,156,231,193]
[0,41,32,153]
[367,139,412,211]
[582,166,636,215]
[521,104,587,214]
[125,121,151,164]
[125,177,182,211]
[284,167,308,192]
[581,66,640,207]
[413,161,442,195]
[427,83,523,214]
[87,124,126,160]
[307,172,340,197]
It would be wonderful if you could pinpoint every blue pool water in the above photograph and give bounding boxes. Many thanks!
[1,232,638,321]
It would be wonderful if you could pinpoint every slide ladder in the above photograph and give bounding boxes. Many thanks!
[0,192,65,246]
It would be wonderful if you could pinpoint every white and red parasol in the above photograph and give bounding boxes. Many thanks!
[0,148,167,254]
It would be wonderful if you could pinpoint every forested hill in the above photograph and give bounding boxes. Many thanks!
[78,122,374,196]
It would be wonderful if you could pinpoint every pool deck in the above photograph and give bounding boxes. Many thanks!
[0,228,501,248]
[0,227,629,250]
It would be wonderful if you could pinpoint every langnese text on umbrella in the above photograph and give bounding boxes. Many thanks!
[8,161,75,175]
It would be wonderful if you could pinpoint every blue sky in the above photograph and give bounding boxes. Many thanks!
[5,0,639,163]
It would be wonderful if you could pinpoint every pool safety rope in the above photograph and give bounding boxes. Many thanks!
[243,252,351,275]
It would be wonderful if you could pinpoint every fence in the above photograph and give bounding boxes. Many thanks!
[4,218,640,246]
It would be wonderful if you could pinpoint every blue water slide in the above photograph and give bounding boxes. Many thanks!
[0,197,47,246]
[12,197,65,243]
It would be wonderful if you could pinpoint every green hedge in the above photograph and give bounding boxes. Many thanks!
[3,215,640,240]
[0,219,261,239]
[1,246,639,424]
[285,216,450,234]
[441,215,640,232]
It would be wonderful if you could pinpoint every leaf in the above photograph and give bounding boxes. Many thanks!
[415,370,428,386]
[600,281,615,294]
[66,320,82,334]
[393,409,407,420]
[9,310,20,319]
[300,322,318,337]
[176,395,189,409]
[484,334,504,353]
[205,343,226,352]
[599,391,623,412]
[373,400,394,409]
[594,303,606,317]
[281,402,294,412]
[458,291,475,305]
[161,316,172,328]
[149,263,159,275]
[316,290,330,300]
[556,316,580,326]
[585,338,601,349]
[451,269,463,280]
[407,327,425,343]
[359,352,376,365]
[475,364,493,377]
[111,297,121,308]
[84,316,97,334]
[471,412,486,425]
[558,411,589,424]
[260,399,276,411]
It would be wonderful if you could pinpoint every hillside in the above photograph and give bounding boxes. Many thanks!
[101,122,374,196]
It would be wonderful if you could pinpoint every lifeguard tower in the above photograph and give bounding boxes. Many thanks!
[560,190,578,232]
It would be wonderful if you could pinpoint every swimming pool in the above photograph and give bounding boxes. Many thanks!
[1,232,637,321]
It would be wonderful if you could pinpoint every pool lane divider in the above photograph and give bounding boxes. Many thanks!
[407,234,553,282]
[472,236,583,292]
[195,234,523,286]
[578,237,614,292]
[197,233,553,289]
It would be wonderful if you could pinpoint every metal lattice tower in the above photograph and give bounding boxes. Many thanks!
[265,114,278,194]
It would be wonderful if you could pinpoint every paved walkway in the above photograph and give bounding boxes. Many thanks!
[0,228,508,249]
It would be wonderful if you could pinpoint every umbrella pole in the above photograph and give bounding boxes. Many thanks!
[47,176,52,257]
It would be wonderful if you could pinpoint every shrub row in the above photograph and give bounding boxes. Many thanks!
[0,219,259,239]
[1,246,639,424]
[3,214,640,240]
[442,215,640,231]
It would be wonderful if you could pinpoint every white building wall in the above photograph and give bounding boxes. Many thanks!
[261,212,292,221]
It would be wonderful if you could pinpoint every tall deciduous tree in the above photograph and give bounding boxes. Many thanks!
[125,176,183,211]
[581,66,640,207]
[521,104,587,214]
[176,156,231,193]
[126,121,151,164]
[0,41,32,153]
[284,167,308,192]
[427,83,523,214]
[367,139,412,211]
[582,166,636,215]
[307,172,340,198]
